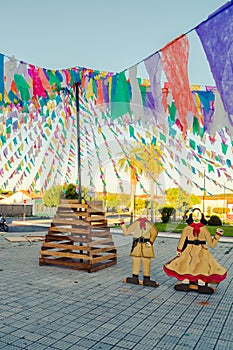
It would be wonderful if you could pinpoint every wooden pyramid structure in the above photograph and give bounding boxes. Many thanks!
[39,200,117,272]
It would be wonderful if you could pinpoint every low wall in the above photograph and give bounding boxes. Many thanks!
[0,204,32,217]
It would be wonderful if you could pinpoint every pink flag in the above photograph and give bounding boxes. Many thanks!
[28,65,47,98]
[38,68,53,94]
[161,35,198,135]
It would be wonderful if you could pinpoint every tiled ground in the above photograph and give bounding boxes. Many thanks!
[0,232,232,349]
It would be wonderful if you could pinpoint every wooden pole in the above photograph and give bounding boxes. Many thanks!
[75,82,82,204]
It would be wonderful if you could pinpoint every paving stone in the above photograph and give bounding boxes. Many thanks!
[36,336,57,347]
[113,339,137,349]
[12,338,34,348]
[0,234,232,350]
[91,342,114,350]
[105,329,127,340]
[75,337,98,348]
[44,330,68,341]
[0,344,22,350]
[194,341,217,350]
[0,334,19,345]
[214,339,233,349]
[50,339,76,350]
[99,336,120,346]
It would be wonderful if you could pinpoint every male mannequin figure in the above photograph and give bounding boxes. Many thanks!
[121,217,159,288]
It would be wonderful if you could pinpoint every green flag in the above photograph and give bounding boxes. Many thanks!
[14,74,30,101]
[111,72,130,120]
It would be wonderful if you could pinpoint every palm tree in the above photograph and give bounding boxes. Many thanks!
[117,145,144,220]
[118,142,163,222]
[136,144,164,221]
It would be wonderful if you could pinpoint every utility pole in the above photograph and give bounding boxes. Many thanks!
[223,182,226,224]
[202,168,206,213]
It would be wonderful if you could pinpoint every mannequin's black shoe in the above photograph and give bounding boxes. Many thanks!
[174,283,190,292]
[143,276,159,288]
[125,274,139,285]
[198,285,214,294]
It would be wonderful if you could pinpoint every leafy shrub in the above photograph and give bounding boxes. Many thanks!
[158,207,176,223]
[64,184,79,200]
[208,215,222,226]
[212,207,230,215]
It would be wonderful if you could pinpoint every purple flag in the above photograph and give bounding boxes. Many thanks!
[196,2,233,122]
[144,52,165,122]
[0,54,4,103]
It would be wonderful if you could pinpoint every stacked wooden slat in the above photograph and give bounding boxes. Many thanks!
[39,200,117,272]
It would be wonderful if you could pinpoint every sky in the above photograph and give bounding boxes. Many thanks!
[1,0,232,197]
[0,0,230,85]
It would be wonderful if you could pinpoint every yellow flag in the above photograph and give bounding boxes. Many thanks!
[86,78,94,99]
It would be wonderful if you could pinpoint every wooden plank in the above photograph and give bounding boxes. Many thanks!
[89,238,114,247]
[56,212,89,217]
[45,234,71,241]
[53,215,88,221]
[87,209,105,215]
[39,256,117,272]
[57,211,88,216]
[41,242,91,251]
[90,232,110,238]
[52,218,89,226]
[59,199,86,204]
[90,253,117,263]
[51,222,72,227]
[91,232,110,236]
[68,236,91,243]
[90,222,108,227]
[87,200,103,207]
[84,216,106,222]
[59,201,88,208]
[40,250,91,260]
[88,259,117,272]
[90,247,116,255]
[39,258,91,270]
[91,229,110,235]
[46,234,90,244]
[49,226,90,234]
[87,208,105,213]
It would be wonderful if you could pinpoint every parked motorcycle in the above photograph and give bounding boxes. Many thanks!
[0,216,9,232]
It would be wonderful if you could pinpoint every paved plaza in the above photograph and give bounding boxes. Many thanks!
[0,229,232,350]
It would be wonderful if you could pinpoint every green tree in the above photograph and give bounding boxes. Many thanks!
[135,198,147,213]
[165,188,200,210]
[190,193,201,207]
[106,193,121,211]
[43,184,90,207]
[63,184,89,202]
[42,185,63,207]
[95,192,131,212]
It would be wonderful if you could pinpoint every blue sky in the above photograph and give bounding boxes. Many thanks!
[0,0,229,85]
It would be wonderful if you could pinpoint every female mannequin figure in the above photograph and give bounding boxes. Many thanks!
[163,208,227,294]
